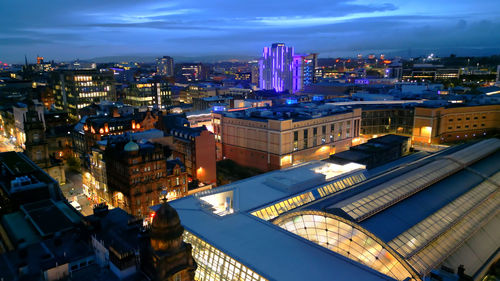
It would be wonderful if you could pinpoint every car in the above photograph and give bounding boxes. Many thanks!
[70,200,82,211]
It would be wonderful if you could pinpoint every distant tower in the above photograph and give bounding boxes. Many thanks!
[141,202,197,281]
[156,56,174,77]
[259,43,294,92]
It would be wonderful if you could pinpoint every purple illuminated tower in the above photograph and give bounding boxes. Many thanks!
[259,43,294,92]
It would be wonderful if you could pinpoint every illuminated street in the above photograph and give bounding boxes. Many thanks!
[0,135,21,152]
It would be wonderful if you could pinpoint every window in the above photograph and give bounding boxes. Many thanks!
[466,117,470,120]
[481,124,485,127]
[457,118,462,121]
[449,119,453,122]
[474,116,478,120]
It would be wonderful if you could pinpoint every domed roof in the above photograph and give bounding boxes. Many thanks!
[150,203,185,251]
[152,203,182,230]
[124,140,139,152]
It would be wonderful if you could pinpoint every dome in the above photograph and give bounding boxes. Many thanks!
[124,140,139,152]
[150,203,185,251]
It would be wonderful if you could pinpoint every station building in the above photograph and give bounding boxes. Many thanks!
[157,138,500,281]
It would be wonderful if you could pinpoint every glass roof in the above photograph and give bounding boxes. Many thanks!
[338,139,500,222]
[275,211,420,281]
[388,172,500,259]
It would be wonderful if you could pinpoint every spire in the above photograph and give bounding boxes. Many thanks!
[24,55,28,66]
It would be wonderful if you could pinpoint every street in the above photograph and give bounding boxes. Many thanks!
[60,171,93,216]
[0,135,22,153]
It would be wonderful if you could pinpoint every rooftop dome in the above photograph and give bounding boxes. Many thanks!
[124,139,139,152]
[150,202,185,251]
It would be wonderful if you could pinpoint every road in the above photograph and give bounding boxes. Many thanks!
[0,135,22,152]
[60,171,93,216]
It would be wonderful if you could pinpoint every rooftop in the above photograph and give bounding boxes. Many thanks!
[158,138,500,281]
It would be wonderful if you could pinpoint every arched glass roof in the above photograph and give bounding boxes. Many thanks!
[274,211,420,281]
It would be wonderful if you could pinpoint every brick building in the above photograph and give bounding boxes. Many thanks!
[158,114,217,186]
[104,137,188,218]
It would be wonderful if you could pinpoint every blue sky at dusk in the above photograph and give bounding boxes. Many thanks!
[1,0,499,63]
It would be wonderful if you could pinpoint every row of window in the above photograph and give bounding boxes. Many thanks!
[447,123,485,130]
[448,115,486,122]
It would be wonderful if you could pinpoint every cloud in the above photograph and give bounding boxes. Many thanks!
[0,0,499,62]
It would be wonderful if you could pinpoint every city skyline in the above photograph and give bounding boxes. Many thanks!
[1,0,500,63]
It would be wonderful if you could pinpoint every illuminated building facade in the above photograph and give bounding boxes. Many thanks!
[412,104,500,145]
[124,81,171,108]
[104,137,188,217]
[82,110,158,154]
[162,138,500,281]
[156,56,174,77]
[213,104,361,171]
[51,70,116,120]
[293,53,317,93]
[259,43,294,92]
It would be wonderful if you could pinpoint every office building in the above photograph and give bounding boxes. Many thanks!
[124,81,171,108]
[156,56,174,77]
[259,43,294,92]
[293,53,318,93]
[161,138,500,281]
[213,103,361,171]
[412,104,500,145]
[51,70,116,120]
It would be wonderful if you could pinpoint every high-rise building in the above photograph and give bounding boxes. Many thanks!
[51,70,116,120]
[259,43,294,92]
[293,53,317,93]
[156,56,174,77]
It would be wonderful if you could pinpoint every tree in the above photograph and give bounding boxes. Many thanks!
[66,155,81,173]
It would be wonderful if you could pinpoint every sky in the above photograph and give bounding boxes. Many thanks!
[1,0,500,63]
